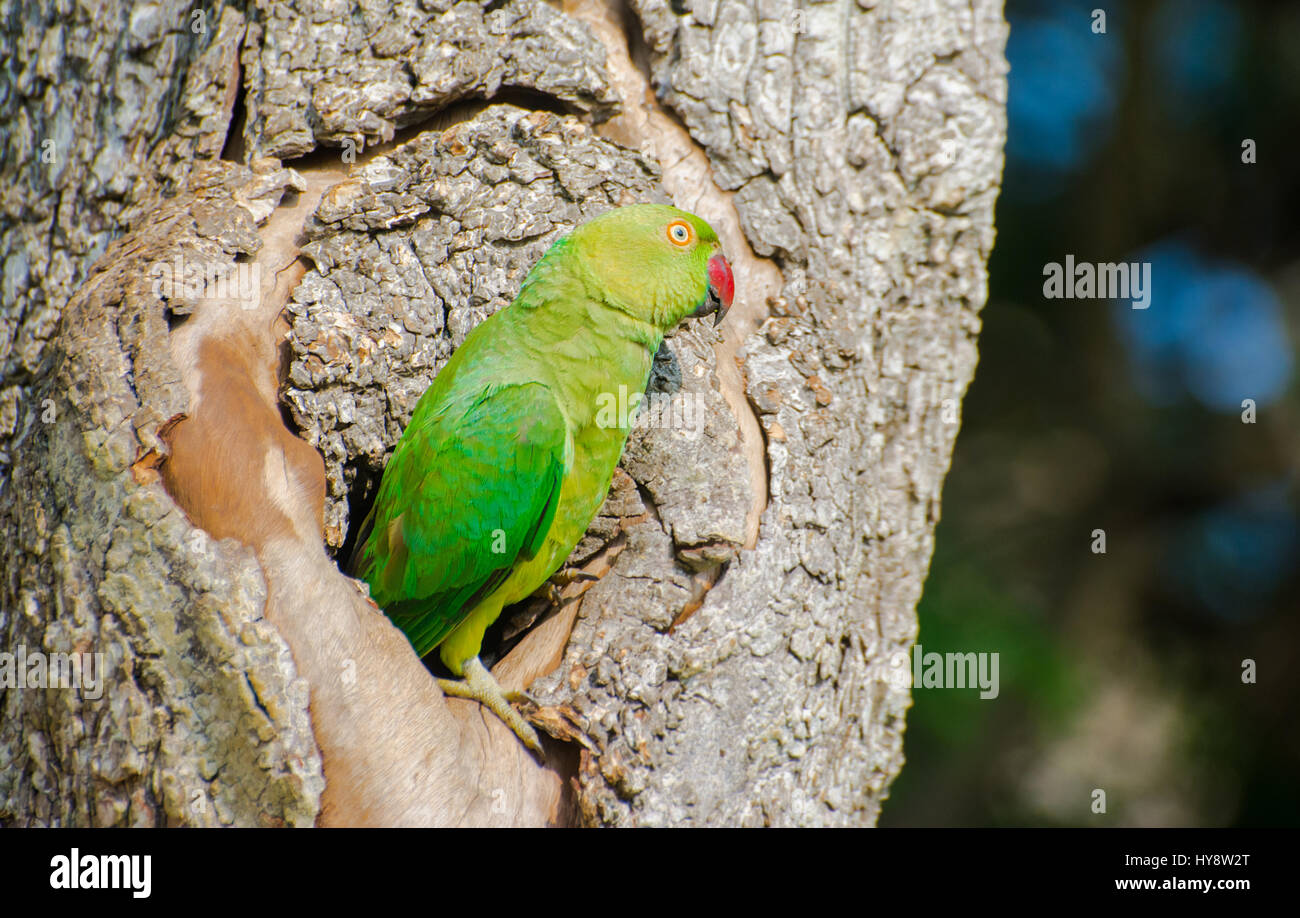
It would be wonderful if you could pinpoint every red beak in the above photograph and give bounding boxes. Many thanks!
[703,253,734,327]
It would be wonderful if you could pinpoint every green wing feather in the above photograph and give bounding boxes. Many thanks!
[351,380,569,658]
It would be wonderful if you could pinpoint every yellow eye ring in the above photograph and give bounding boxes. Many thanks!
[667,220,693,247]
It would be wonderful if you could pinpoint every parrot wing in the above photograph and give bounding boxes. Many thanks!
[352,381,570,658]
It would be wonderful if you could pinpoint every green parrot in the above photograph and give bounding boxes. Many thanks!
[348,204,735,752]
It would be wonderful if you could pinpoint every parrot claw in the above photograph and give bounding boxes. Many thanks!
[503,688,536,705]
[438,657,544,756]
[550,568,600,587]
[540,568,601,604]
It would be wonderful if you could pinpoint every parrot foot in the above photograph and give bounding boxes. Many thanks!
[539,568,601,605]
[551,568,600,587]
[438,657,543,756]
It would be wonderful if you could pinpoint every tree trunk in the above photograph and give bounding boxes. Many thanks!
[0,0,1007,826]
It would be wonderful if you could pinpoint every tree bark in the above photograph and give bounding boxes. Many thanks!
[0,0,1007,826]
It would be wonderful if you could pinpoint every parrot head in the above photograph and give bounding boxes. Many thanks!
[569,204,735,331]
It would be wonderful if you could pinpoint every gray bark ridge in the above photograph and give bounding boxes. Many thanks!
[245,0,619,158]
[1,0,245,487]
[0,162,324,827]
[0,1,326,827]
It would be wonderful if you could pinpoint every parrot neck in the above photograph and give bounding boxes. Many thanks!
[508,299,660,433]
[504,239,666,431]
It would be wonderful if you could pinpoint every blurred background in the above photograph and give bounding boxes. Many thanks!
[882,0,1299,826]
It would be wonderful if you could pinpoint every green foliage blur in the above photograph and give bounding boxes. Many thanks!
[882,0,1300,826]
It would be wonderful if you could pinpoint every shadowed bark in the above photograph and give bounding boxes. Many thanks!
[1,0,1007,826]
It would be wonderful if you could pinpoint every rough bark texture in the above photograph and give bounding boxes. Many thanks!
[243,0,619,159]
[1,0,1007,826]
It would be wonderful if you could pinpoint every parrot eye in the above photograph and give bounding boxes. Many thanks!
[667,220,693,246]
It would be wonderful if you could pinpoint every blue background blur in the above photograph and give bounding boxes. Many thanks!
[882,0,1299,826]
